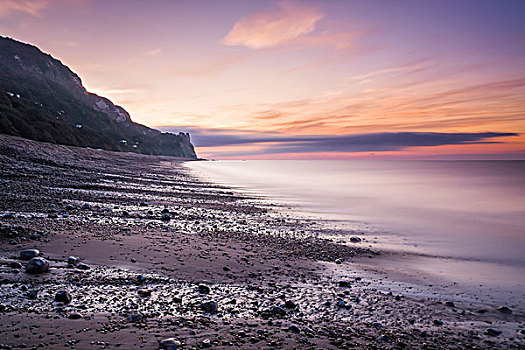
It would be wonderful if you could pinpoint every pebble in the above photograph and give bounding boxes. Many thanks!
[76,263,91,270]
[54,290,72,304]
[127,313,143,323]
[159,338,181,350]
[68,312,83,320]
[498,306,512,314]
[67,256,80,265]
[198,284,210,294]
[350,237,362,243]
[289,324,301,333]
[25,257,49,274]
[20,249,39,260]
[138,289,152,297]
[200,300,218,314]
[486,328,502,337]
[8,261,22,269]
[284,300,297,309]
[269,306,286,316]
[433,319,444,326]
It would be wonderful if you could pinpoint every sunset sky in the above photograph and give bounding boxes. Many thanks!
[1,0,524,159]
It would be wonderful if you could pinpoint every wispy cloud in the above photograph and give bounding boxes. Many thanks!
[90,87,145,95]
[223,0,358,51]
[223,1,322,49]
[142,48,162,56]
[0,0,48,17]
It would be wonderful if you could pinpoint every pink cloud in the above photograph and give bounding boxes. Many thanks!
[223,1,323,49]
[0,0,48,17]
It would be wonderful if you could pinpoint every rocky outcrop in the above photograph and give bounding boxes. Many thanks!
[0,36,197,158]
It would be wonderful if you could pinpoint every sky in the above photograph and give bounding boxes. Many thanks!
[1,0,524,159]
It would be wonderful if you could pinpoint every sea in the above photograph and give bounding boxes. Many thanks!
[186,160,525,304]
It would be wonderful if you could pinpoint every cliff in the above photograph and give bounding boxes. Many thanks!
[0,36,197,158]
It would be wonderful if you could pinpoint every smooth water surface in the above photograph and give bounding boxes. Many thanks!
[187,160,525,291]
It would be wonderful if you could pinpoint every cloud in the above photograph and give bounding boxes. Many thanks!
[89,87,145,95]
[0,0,48,17]
[223,1,322,49]
[142,48,162,56]
[159,127,518,156]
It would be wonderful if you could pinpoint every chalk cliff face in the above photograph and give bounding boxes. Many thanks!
[0,36,197,158]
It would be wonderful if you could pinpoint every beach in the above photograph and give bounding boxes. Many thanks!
[0,134,523,349]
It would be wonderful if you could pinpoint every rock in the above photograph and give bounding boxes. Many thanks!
[433,319,444,326]
[25,257,49,274]
[20,249,39,260]
[284,300,297,309]
[198,284,210,294]
[372,322,383,329]
[161,208,170,214]
[65,204,75,210]
[445,301,455,307]
[138,289,152,297]
[338,281,350,287]
[380,335,392,342]
[202,339,211,348]
[76,263,90,270]
[68,312,83,320]
[498,306,512,314]
[127,313,143,323]
[8,261,22,269]
[55,290,72,304]
[130,258,137,263]
[47,213,58,219]
[335,258,343,264]
[201,300,218,314]
[223,265,230,272]
[269,306,286,316]
[289,324,301,333]
[81,203,91,210]
[2,213,15,219]
[486,328,502,337]
[159,338,181,350]
[350,236,362,243]
[161,213,171,221]
[27,290,38,299]
[67,256,80,265]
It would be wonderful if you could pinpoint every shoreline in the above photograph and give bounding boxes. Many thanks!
[1,134,524,349]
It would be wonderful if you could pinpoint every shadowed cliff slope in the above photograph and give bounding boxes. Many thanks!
[0,36,196,158]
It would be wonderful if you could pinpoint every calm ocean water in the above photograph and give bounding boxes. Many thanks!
[186,160,525,290]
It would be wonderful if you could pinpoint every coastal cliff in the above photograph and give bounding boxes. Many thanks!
[0,36,196,158]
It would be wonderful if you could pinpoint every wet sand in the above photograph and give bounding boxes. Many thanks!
[0,134,523,349]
